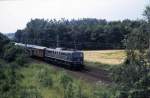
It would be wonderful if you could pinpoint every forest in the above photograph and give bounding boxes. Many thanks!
[14,18,146,49]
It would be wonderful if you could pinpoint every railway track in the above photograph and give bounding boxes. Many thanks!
[82,66,112,83]
[67,65,112,84]
[31,58,112,84]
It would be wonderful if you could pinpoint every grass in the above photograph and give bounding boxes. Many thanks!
[83,50,126,69]
[19,63,63,98]
[18,63,98,98]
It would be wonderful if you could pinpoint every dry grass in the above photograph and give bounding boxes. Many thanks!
[83,50,126,65]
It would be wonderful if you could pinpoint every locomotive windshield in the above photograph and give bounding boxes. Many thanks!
[73,52,83,57]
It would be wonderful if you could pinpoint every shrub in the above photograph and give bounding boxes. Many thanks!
[15,54,28,66]
[0,33,9,57]
[3,44,28,65]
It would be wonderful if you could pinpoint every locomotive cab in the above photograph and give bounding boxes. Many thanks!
[72,51,84,65]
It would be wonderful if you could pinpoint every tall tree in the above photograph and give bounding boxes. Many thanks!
[112,5,150,98]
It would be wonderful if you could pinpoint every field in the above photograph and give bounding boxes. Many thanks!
[84,50,126,69]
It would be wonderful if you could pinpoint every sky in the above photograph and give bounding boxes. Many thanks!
[0,0,149,33]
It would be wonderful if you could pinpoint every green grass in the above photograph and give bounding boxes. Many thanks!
[18,62,114,98]
[19,63,63,98]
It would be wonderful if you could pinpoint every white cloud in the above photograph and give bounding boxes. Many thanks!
[0,0,149,33]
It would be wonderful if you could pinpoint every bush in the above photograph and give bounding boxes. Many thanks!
[0,33,9,57]
[15,54,28,66]
[3,44,28,65]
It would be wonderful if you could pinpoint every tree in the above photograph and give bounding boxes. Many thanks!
[112,6,150,98]
[15,18,142,49]
[0,33,9,57]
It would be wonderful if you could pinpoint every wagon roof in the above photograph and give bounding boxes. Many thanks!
[46,48,82,53]
[15,43,26,47]
[27,44,46,50]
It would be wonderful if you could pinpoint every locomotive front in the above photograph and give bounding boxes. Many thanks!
[71,51,84,66]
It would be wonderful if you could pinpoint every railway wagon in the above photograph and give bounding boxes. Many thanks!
[27,45,46,57]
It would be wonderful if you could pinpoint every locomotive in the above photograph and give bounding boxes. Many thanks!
[15,43,84,69]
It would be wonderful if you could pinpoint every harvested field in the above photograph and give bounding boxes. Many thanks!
[84,50,126,65]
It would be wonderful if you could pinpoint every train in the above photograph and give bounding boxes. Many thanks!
[15,43,84,69]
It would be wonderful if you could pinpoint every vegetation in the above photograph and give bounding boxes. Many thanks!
[112,5,150,98]
[0,2,150,98]
[0,33,29,98]
[19,62,114,98]
[0,32,10,57]
[0,33,114,98]
[14,18,145,50]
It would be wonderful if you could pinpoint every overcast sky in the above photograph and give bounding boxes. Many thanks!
[0,0,149,33]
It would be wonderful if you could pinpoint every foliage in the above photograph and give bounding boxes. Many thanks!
[15,54,28,65]
[3,43,28,65]
[112,6,150,98]
[0,33,29,98]
[0,32,9,57]
[14,18,145,49]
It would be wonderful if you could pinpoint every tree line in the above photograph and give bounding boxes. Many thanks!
[14,18,146,49]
